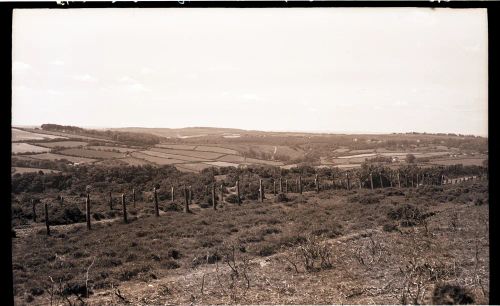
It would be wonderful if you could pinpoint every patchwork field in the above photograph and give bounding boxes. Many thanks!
[194,145,239,155]
[59,148,125,159]
[22,128,113,142]
[204,161,240,167]
[12,128,66,141]
[88,146,139,153]
[131,151,187,165]
[12,143,51,154]
[156,144,197,150]
[142,150,211,162]
[151,147,225,160]
[35,141,88,148]
[29,153,97,164]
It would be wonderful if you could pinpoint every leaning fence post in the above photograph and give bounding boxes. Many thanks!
[85,193,91,230]
[153,187,159,217]
[122,194,128,223]
[32,199,36,222]
[212,183,217,210]
[45,202,50,236]
[236,180,241,205]
[184,187,190,213]
[259,179,264,202]
[370,172,374,190]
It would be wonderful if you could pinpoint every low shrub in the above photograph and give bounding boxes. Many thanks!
[256,242,279,257]
[382,223,398,232]
[161,259,180,269]
[275,193,289,203]
[387,204,435,227]
[225,194,240,204]
[432,283,474,304]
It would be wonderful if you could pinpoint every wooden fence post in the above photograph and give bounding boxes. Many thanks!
[315,174,320,193]
[370,172,374,190]
[345,173,350,190]
[86,193,91,230]
[32,199,36,222]
[379,172,383,188]
[273,180,276,196]
[188,186,192,205]
[279,177,283,193]
[259,179,264,202]
[109,191,113,210]
[220,184,224,202]
[285,179,288,194]
[298,176,302,194]
[132,188,136,208]
[60,196,64,206]
[153,187,159,217]
[184,187,190,213]
[45,202,50,236]
[359,177,362,189]
[236,180,241,205]
[122,194,128,223]
[171,186,175,203]
[212,183,217,210]
[397,171,401,188]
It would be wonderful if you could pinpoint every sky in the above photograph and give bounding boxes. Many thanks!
[12,8,488,136]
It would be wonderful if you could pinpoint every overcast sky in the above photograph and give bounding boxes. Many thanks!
[12,8,488,136]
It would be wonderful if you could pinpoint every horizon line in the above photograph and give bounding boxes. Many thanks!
[12,123,488,138]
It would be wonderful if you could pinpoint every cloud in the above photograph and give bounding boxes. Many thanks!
[73,74,98,82]
[50,60,65,66]
[118,75,138,83]
[185,73,198,80]
[129,83,150,93]
[241,93,263,101]
[140,67,153,75]
[393,100,409,107]
[47,89,63,96]
[12,61,31,73]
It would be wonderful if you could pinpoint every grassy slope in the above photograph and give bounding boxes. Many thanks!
[12,180,488,305]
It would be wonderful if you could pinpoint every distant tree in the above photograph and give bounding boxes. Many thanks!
[406,154,416,164]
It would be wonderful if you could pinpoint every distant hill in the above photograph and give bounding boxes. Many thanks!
[110,127,250,138]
